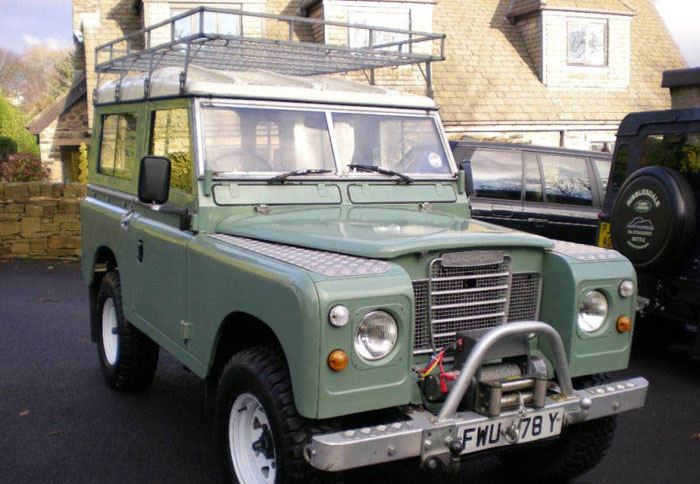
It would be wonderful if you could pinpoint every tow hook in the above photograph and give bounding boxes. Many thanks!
[502,393,527,444]
[447,439,464,474]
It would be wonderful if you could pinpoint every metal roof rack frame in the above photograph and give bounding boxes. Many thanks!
[94,6,446,104]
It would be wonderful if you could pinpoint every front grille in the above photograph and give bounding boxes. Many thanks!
[412,254,541,354]
[508,273,541,322]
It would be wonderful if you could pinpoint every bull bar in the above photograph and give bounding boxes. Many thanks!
[304,321,648,472]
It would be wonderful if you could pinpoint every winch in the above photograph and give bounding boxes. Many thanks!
[420,331,549,417]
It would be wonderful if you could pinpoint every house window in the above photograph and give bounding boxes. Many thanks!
[172,5,242,39]
[99,113,138,180]
[567,20,607,66]
[348,10,410,52]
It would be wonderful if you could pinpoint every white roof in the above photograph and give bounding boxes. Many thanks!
[96,66,436,109]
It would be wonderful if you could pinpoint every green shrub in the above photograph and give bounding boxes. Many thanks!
[169,151,192,193]
[0,153,50,181]
[0,93,39,156]
[0,136,18,159]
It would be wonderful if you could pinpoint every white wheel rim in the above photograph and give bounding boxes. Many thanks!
[229,393,277,484]
[101,297,119,366]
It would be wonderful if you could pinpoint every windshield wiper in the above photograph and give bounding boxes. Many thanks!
[347,164,414,184]
[267,169,332,184]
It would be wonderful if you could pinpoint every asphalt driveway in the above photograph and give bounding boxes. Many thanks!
[0,259,698,483]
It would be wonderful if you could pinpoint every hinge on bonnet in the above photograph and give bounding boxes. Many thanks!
[180,320,192,342]
[255,204,271,214]
[419,202,433,212]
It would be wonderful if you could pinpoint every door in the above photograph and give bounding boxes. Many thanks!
[532,152,600,244]
[130,104,195,348]
[467,148,526,231]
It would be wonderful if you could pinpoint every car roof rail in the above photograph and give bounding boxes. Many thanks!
[94,6,446,103]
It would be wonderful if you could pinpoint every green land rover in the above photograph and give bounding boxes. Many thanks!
[81,8,648,484]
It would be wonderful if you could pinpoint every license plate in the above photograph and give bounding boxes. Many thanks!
[457,409,563,454]
[597,222,612,248]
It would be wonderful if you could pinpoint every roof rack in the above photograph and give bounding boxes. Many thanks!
[94,7,446,102]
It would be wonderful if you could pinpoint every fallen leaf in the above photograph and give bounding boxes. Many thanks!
[47,266,54,270]
[691,433,700,440]
[48,430,59,436]
[37,297,58,303]
[19,410,29,417]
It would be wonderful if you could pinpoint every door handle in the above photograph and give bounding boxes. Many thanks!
[120,208,135,231]
[528,218,548,227]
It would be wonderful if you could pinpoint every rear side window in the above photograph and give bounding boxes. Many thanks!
[150,108,192,193]
[540,154,592,206]
[469,149,522,200]
[641,133,700,189]
[99,113,138,179]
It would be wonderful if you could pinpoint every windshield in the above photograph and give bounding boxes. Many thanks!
[332,112,450,175]
[201,106,334,173]
[200,105,451,176]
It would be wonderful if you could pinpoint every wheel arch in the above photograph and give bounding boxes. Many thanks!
[88,246,119,343]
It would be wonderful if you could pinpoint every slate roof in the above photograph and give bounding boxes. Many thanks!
[432,0,686,126]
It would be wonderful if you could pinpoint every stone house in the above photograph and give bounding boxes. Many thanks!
[662,67,700,109]
[35,0,685,181]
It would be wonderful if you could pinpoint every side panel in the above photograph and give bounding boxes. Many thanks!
[538,253,637,376]
[185,236,322,418]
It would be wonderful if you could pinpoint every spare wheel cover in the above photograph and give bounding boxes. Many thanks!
[610,166,695,268]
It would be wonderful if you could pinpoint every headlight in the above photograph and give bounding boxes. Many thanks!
[354,311,398,361]
[578,290,608,333]
[619,280,635,298]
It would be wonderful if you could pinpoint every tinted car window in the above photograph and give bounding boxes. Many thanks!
[594,158,612,191]
[469,149,522,200]
[641,132,700,190]
[611,144,630,190]
[524,153,543,202]
[540,154,592,206]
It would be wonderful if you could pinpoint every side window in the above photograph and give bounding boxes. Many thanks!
[540,154,592,206]
[524,153,543,202]
[611,144,630,190]
[641,132,700,170]
[469,150,522,201]
[150,108,192,193]
[594,159,612,192]
[99,113,138,179]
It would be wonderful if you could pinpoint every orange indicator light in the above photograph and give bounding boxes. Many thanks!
[328,350,348,371]
[616,316,632,333]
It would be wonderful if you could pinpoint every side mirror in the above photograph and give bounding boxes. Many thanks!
[138,156,171,204]
[459,159,475,197]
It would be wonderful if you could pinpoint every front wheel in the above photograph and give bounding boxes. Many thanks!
[215,347,313,484]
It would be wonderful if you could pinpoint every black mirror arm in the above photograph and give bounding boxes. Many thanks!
[144,202,191,231]
[459,159,475,197]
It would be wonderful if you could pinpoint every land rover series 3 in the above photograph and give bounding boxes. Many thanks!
[81,8,648,484]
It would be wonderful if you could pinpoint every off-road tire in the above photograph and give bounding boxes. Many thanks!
[215,346,314,484]
[96,271,159,391]
[500,374,617,482]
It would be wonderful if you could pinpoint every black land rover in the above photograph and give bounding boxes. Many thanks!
[597,108,700,359]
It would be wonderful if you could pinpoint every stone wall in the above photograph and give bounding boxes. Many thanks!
[0,183,85,259]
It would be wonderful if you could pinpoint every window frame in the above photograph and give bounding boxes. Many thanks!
[346,7,412,53]
[147,99,196,206]
[566,19,608,68]
[467,148,525,202]
[538,152,596,207]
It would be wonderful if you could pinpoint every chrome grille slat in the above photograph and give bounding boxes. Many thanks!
[431,285,508,296]
[431,312,506,324]
[411,252,542,354]
[430,272,510,282]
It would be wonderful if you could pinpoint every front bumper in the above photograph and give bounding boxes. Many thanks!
[304,321,648,472]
